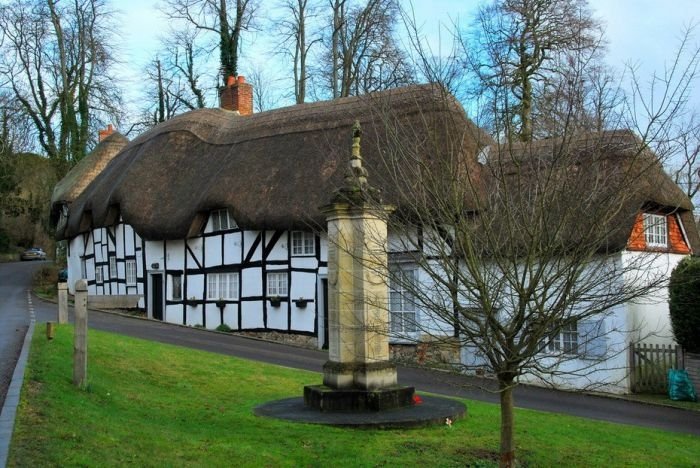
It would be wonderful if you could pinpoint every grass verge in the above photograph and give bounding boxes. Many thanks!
[10,326,700,467]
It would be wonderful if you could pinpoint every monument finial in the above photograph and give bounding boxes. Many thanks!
[345,120,368,188]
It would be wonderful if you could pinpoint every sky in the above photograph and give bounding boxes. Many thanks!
[114,0,700,117]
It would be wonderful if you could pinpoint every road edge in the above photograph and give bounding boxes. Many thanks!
[0,293,36,467]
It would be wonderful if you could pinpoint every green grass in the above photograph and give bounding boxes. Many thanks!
[10,326,700,467]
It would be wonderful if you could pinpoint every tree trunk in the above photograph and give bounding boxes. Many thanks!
[499,379,516,468]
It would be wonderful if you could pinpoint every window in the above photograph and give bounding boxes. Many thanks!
[109,256,117,278]
[207,272,239,300]
[389,267,418,334]
[267,272,288,296]
[210,209,235,231]
[172,274,182,300]
[126,259,137,286]
[95,266,103,284]
[81,259,87,280]
[291,231,315,255]
[548,322,579,354]
[643,213,667,248]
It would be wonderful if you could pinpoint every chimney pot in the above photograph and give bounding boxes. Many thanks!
[219,73,253,116]
[98,124,115,142]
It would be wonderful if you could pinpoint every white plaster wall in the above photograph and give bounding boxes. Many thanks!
[291,257,317,270]
[187,274,204,300]
[223,305,238,329]
[67,236,84,294]
[388,228,419,252]
[166,304,184,324]
[267,303,288,330]
[223,233,242,264]
[145,240,164,271]
[244,231,262,262]
[267,230,288,261]
[166,240,185,270]
[186,238,203,268]
[241,301,264,328]
[204,235,223,267]
[319,232,329,262]
[621,251,687,345]
[242,267,262,297]
[186,304,203,326]
[204,304,221,329]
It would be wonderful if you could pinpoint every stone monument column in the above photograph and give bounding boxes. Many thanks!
[304,121,413,411]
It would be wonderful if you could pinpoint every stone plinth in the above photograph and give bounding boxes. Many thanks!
[304,384,415,412]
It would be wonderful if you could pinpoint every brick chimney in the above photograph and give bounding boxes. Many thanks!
[98,124,115,142]
[219,75,253,115]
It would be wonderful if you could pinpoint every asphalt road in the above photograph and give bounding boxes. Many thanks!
[1,261,699,436]
[0,261,36,409]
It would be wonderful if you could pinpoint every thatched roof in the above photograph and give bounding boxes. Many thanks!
[59,84,490,240]
[484,130,699,252]
[50,132,129,238]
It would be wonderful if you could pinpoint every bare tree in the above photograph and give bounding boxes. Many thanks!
[467,0,604,142]
[246,65,283,112]
[273,0,322,104]
[672,115,700,203]
[328,5,700,467]
[163,0,258,84]
[0,0,121,173]
[322,0,413,98]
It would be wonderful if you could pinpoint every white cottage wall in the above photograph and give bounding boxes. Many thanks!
[621,250,687,345]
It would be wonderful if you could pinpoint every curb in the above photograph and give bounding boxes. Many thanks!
[0,292,36,468]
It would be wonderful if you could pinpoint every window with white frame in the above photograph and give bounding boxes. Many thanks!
[172,274,183,300]
[80,259,87,280]
[125,259,137,286]
[291,231,315,255]
[267,272,288,296]
[210,209,236,232]
[548,322,579,354]
[389,266,418,334]
[643,213,667,247]
[207,272,239,300]
[95,266,103,284]
[109,256,117,278]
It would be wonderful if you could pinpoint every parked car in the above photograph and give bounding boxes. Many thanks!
[20,247,47,261]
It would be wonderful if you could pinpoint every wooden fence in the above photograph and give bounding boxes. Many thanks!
[629,343,683,394]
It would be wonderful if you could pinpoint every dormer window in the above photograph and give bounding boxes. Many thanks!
[643,213,667,248]
[210,209,236,232]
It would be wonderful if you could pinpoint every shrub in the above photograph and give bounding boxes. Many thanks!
[669,256,700,353]
[216,324,232,333]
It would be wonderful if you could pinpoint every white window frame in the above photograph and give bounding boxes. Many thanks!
[126,259,137,286]
[389,266,418,334]
[172,274,183,301]
[95,265,103,284]
[210,209,236,232]
[266,272,288,296]
[80,258,87,280]
[291,231,315,256]
[207,272,239,300]
[109,256,117,278]
[547,322,579,354]
[643,213,667,248]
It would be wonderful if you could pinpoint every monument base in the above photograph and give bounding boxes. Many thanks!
[304,384,415,412]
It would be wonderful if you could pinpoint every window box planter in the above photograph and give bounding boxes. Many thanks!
[293,298,310,308]
[215,300,227,309]
[269,296,282,307]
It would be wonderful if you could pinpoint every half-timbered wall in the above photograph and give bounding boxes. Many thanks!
[66,220,145,307]
[133,217,329,334]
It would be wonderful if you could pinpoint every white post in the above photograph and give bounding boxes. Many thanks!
[73,279,88,389]
[58,282,68,324]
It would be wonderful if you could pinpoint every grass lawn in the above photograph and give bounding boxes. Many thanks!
[9,326,700,467]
